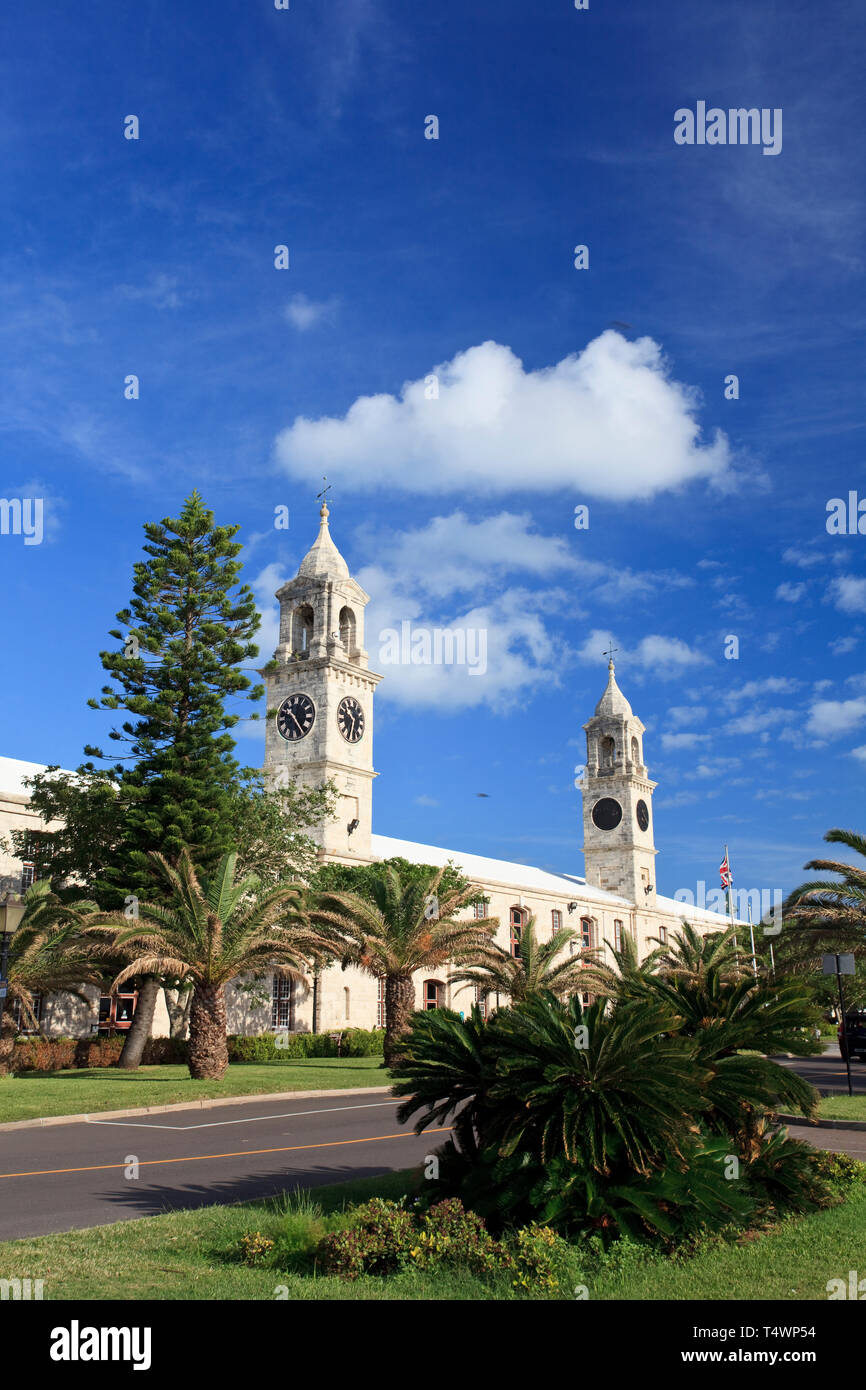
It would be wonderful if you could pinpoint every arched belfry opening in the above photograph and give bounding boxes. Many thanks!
[292,604,314,657]
[339,605,357,655]
[600,735,616,768]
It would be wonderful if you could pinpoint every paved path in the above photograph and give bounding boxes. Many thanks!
[0,1092,442,1241]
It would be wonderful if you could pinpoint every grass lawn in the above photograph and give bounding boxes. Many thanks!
[2,1166,864,1301]
[818,1092,866,1122]
[0,1058,388,1123]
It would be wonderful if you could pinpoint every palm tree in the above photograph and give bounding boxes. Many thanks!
[449,915,597,1006]
[309,864,497,1066]
[89,848,324,1079]
[0,881,104,1071]
[782,828,866,954]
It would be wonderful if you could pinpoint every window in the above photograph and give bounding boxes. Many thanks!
[631,736,640,764]
[551,909,562,932]
[600,736,616,768]
[475,986,489,1021]
[658,924,667,946]
[272,973,295,1030]
[423,979,443,1010]
[376,977,386,1029]
[473,899,490,920]
[510,906,527,957]
[581,917,594,951]
[21,862,36,891]
[614,920,623,951]
[344,987,350,1020]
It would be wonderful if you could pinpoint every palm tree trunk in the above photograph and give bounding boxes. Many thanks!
[384,972,416,1068]
[163,985,193,1039]
[118,976,160,1070]
[188,983,228,1079]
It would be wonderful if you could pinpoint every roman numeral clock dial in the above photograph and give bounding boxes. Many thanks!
[276,693,315,741]
[338,695,365,743]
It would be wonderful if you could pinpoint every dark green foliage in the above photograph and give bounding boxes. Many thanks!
[312,856,472,901]
[316,1198,416,1279]
[226,1028,384,1061]
[81,491,263,899]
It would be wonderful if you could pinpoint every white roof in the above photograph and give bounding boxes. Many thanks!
[370,834,737,926]
[370,832,633,907]
[0,756,75,797]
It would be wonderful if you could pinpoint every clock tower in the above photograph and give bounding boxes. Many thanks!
[262,502,382,862]
[580,658,657,904]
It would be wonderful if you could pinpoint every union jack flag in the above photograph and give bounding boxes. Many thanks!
[719,851,732,889]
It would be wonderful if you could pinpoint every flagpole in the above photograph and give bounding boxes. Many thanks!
[723,843,739,963]
[747,899,758,979]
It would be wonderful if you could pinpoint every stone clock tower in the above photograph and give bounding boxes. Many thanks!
[581,659,658,904]
[262,502,382,862]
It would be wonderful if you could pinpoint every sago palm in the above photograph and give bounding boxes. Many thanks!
[309,863,497,1066]
[89,848,323,1079]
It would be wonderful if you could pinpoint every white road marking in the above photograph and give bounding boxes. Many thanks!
[84,1098,401,1132]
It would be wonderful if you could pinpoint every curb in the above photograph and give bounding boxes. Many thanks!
[775,1113,866,1134]
[0,1084,394,1133]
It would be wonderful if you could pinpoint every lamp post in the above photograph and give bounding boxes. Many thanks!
[823,953,856,1098]
[0,893,26,1038]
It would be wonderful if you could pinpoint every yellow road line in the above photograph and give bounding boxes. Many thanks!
[0,1127,451,1180]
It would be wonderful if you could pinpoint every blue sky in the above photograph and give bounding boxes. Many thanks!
[1,0,864,900]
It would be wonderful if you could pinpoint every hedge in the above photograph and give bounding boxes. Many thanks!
[8,1028,384,1073]
[9,1035,188,1073]
[227,1028,385,1061]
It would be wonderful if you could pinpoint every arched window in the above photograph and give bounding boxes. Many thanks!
[600,736,615,768]
[423,979,444,1010]
[510,906,527,957]
[631,736,640,764]
[292,604,314,656]
[339,606,356,653]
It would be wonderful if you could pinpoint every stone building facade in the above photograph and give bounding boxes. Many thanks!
[0,506,739,1040]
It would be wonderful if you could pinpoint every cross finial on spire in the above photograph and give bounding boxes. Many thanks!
[316,476,332,521]
[603,636,618,668]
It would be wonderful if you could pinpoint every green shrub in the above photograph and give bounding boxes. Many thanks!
[239,1232,275,1266]
[226,1028,384,1063]
[316,1198,416,1280]
[9,1033,188,1073]
[808,1148,866,1194]
[409,1198,509,1276]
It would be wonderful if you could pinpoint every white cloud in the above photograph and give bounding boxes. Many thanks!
[724,677,800,705]
[117,273,186,310]
[829,575,866,614]
[782,546,826,569]
[724,706,798,735]
[661,732,710,750]
[830,635,859,655]
[576,629,709,679]
[807,696,866,739]
[776,581,805,603]
[284,293,338,331]
[666,704,709,727]
[852,746,866,763]
[274,332,734,499]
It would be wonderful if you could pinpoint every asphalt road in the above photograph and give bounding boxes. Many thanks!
[774,1044,866,1096]
[0,1093,446,1241]
[2,1048,863,1242]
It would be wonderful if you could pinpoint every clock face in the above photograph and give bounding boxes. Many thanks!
[337,695,365,744]
[636,799,650,832]
[276,693,315,742]
[592,797,623,831]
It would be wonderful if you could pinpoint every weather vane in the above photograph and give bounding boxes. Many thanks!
[603,636,618,663]
[316,476,332,504]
